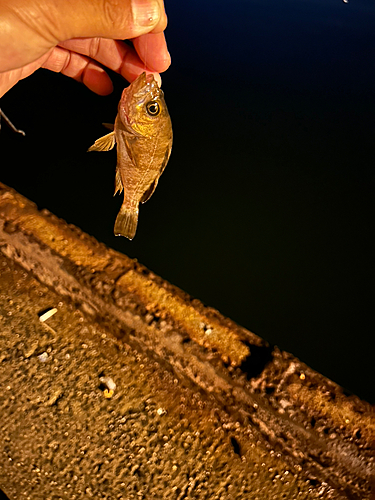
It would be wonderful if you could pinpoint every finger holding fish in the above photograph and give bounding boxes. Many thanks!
[58,35,171,76]
[1,36,163,98]
[57,37,168,91]
[131,32,171,73]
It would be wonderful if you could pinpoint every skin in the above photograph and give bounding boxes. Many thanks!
[0,0,170,98]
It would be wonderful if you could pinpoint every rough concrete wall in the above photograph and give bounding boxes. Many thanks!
[0,183,373,499]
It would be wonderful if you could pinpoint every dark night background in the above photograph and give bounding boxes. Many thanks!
[0,0,374,404]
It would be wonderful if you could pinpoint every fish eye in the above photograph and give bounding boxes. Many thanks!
[146,101,160,116]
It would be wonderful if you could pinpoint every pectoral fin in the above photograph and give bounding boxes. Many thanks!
[88,131,116,152]
[140,179,159,204]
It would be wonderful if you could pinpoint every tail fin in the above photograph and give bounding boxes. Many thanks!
[114,205,139,240]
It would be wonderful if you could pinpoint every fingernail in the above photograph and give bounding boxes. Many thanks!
[132,0,160,28]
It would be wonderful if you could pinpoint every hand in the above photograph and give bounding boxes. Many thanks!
[0,0,170,98]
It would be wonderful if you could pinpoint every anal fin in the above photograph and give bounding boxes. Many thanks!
[114,167,123,195]
[140,178,159,204]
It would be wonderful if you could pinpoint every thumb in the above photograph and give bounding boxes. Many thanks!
[56,0,167,41]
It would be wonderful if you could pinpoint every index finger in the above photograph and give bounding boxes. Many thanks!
[132,32,170,72]
[59,35,169,83]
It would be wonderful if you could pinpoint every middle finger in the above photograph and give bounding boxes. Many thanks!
[58,38,160,84]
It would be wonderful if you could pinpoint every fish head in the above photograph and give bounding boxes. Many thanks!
[118,72,170,138]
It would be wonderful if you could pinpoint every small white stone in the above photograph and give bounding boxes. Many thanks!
[99,376,116,391]
[39,308,57,323]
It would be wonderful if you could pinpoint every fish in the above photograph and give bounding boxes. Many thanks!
[88,72,173,240]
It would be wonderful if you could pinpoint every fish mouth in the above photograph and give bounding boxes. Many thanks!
[134,72,155,86]
[131,72,160,100]
[118,72,161,135]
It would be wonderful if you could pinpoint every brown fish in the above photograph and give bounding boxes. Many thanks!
[88,72,173,240]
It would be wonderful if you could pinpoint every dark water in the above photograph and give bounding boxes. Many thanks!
[1,0,374,403]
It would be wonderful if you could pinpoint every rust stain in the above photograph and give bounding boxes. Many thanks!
[117,270,250,366]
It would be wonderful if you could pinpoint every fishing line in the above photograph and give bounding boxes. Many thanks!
[143,35,148,74]
[0,108,25,136]
[143,35,151,93]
